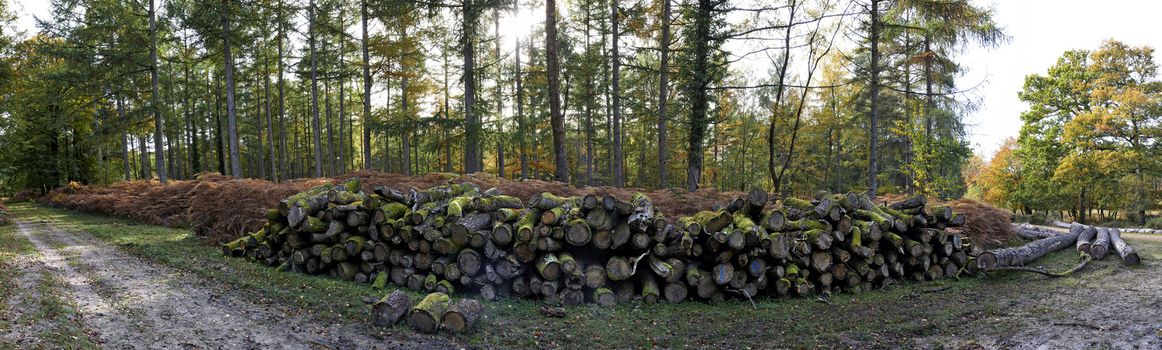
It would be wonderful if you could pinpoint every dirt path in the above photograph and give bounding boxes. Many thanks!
[7,217,419,350]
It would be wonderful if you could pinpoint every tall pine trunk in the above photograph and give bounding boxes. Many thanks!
[516,39,527,180]
[685,0,712,192]
[657,0,671,188]
[546,0,567,183]
[462,2,479,174]
[309,0,323,177]
[867,0,881,196]
[277,0,288,180]
[149,0,167,183]
[264,50,277,181]
[611,1,623,187]
[361,0,373,170]
[118,97,131,181]
[222,0,241,177]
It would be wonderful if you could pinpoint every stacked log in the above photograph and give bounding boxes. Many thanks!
[224,179,973,304]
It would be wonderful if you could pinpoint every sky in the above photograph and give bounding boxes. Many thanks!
[7,0,1162,160]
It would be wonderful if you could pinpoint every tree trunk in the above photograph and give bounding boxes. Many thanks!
[264,52,277,181]
[516,39,527,180]
[214,75,225,174]
[371,290,411,326]
[546,0,567,183]
[278,0,288,180]
[441,298,484,333]
[867,0,880,196]
[118,97,131,180]
[361,0,373,170]
[150,0,167,184]
[463,2,479,174]
[684,0,712,192]
[978,225,1080,271]
[309,0,323,177]
[1107,228,1140,266]
[769,0,794,193]
[401,73,412,176]
[657,0,671,189]
[610,1,623,187]
[222,0,241,178]
[409,292,451,334]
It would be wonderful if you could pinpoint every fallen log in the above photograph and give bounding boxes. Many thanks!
[1013,224,1063,240]
[372,290,412,327]
[441,299,484,333]
[1107,228,1140,266]
[409,292,451,334]
[977,227,1080,271]
[1091,227,1110,260]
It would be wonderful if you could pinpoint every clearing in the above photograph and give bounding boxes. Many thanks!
[1,201,1159,349]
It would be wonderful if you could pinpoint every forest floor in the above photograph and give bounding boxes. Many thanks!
[0,202,1159,349]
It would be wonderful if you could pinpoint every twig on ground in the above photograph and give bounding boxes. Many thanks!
[921,286,953,293]
[727,288,758,309]
[992,254,1091,278]
[1052,322,1104,331]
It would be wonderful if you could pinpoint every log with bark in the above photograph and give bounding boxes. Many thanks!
[409,292,451,334]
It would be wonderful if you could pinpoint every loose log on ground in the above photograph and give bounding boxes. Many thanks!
[409,292,452,334]
[372,290,412,327]
[978,228,1080,271]
[1107,228,1140,266]
[441,299,484,333]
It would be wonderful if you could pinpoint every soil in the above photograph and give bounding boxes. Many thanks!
[7,218,448,349]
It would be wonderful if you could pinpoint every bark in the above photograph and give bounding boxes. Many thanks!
[309,0,323,177]
[463,1,479,174]
[684,0,712,191]
[372,290,411,326]
[264,52,276,181]
[867,0,881,196]
[118,97,131,180]
[978,227,1080,271]
[1091,227,1110,260]
[409,292,451,334]
[278,0,287,180]
[361,0,373,170]
[223,0,241,178]
[768,0,794,192]
[149,0,167,184]
[515,39,527,179]
[441,299,484,333]
[609,1,623,187]
[546,0,566,182]
[657,0,671,189]
[1107,228,1140,266]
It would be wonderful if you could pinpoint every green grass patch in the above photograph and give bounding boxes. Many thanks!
[9,201,1158,348]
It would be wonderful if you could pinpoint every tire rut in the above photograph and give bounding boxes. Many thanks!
[13,218,402,349]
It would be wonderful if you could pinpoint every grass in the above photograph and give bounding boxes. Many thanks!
[6,200,1158,348]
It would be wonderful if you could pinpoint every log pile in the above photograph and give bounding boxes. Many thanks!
[223,179,974,304]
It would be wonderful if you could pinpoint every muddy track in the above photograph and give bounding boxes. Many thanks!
[9,218,434,350]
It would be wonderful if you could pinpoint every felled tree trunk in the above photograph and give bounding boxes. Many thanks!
[441,298,484,333]
[1107,228,1140,266]
[409,292,451,334]
[977,227,1080,271]
[372,290,411,326]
